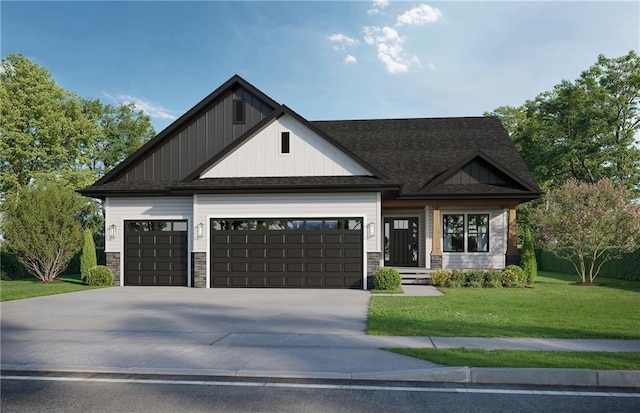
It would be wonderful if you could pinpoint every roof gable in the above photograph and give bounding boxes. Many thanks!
[420,150,538,194]
[200,113,373,179]
[94,75,278,184]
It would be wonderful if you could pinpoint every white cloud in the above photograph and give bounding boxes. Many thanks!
[103,92,177,120]
[368,0,389,15]
[327,33,358,50]
[396,4,442,26]
[363,26,419,74]
[343,55,357,65]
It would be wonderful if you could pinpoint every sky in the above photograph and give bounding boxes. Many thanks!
[2,1,639,133]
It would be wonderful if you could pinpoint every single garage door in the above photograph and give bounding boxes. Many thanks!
[210,218,363,289]
[124,220,188,286]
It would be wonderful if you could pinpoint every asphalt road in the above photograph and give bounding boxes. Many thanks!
[2,375,639,413]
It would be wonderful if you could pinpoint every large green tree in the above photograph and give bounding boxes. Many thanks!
[0,54,96,195]
[0,53,155,199]
[487,51,640,195]
[1,183,86,282]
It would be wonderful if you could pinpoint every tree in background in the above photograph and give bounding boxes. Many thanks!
[534,178,640,284]
[1,184,86,282]
[520,228,537,285]
[0,54,155,197]
[487,51,640,196]
[80,228,97,280]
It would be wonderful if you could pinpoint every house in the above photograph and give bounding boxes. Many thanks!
[79,75,542,289]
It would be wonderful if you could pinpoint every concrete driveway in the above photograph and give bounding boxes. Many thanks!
[1,287,440,377]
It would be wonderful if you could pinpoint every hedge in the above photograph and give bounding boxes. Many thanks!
[535,249,639,281]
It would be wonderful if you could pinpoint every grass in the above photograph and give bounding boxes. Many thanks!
[368,271,640,339]
[370,288,404,294]
[0,274,106,301]
[386,348,640,370]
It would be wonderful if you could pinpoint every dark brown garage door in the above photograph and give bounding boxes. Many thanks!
[125,220,188,286]
[210,218,363,289]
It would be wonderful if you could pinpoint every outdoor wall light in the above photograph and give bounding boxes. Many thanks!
[108,224,117,239]
[197,222,204,238]
[367,222,376,238]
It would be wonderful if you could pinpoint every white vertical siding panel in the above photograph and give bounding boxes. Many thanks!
[424,206,432,269]
[200,115,372,178]
[193,193,380,253]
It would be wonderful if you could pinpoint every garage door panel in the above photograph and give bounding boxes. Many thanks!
[250,248,266,258]
[287,262,304,272]
[210,218,362,289]
[325,249,342,258]
[268,234,285,244]
[344,234,361,244]
[307,262,323,272]
[307,249,323,258]
[286,234,304,244]
[250,262,266,272]
[214,234,229,244]
[124,220,188,286]
[250,234,266,244]
[325,262,343,272]
[231,262,248,272]
[231,248,248,258]
[268,262,285,272]
[268,248,285,258]
[231,234,248,244]
[213,262,229,272]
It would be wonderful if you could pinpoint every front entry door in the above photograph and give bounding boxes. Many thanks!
[384,218,419,267]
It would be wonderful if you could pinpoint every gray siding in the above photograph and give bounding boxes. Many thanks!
[444,159,508,186]
[118,88,274,182]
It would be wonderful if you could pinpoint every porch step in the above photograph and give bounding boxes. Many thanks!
[394,267,434,285]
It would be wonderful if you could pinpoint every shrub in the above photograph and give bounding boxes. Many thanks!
[429,269,450,287]
[484,269,503,288]
[502,265,526,288]
[80,229,97,280]
[0,250,29,280]
[445,269,466,288]
[85,265,113,286]
[521,228,537,285]
[466,270,485,288]
[373,267,402,290]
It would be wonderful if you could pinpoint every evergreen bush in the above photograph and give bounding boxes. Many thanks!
[373,267,402,290]
[85,265,113,286]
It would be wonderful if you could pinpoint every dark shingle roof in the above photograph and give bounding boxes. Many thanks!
[311,117,541,197]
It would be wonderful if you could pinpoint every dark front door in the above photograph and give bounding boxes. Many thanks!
[210,218,363,289]
[384,218,419,267]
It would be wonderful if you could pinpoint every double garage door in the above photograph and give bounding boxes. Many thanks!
[210,218,363,289]
[123,218,364,288]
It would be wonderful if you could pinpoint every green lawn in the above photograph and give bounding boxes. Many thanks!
[387,348,640,370]
[0,274,106,301]
[368,272,640,339]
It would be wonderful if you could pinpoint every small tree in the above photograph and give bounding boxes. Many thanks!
[521,228,537,285]
[80,229,97,280]
[534,178,640,283]
[1,184,84,282]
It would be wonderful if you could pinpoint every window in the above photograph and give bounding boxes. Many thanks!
[443,215,464,252]
[281,132,290,154]
[443,214,490,253]
[233,99,245,124]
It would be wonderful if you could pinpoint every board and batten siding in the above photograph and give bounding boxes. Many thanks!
[117,88,274,182]
[193,193,380,254]
[439,208,507,269]
[200,114,372,178]
[105,197,194,253]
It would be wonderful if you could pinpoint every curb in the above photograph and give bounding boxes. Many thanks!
[2,364,639,389]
